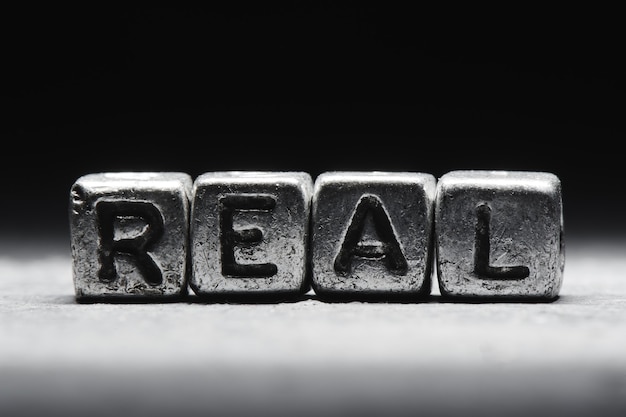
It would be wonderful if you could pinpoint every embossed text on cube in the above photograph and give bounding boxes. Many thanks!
[435,170,565,300]
[311,171,436,298]
[69,172,193,300]
[190,171,313,297]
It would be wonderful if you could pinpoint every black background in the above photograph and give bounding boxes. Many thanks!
[2,4,622,242]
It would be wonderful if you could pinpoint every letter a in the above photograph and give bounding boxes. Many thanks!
[334,194,407,275]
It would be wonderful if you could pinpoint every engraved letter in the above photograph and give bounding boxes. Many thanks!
[473,203,530,279]
[96,201,164,285]
[219,194,278,278]
[334,194,408,275]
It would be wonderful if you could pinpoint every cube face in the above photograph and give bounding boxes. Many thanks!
[311,171,436,297]
[190,171,313,296]
[69,172,193,300]
[435,170,565,300]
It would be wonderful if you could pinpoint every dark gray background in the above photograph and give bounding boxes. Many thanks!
[2,4,622,243]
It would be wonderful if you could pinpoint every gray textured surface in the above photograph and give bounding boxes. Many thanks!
[1,236,626,416]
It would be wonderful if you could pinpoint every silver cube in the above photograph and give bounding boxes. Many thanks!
[69,172,193,301]
[190,171,313,297]
[435,170,565,300]
[311,171,436,299]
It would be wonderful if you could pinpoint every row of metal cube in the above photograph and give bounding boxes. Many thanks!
[69,170,564,302]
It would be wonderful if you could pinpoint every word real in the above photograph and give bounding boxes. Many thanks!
[69,170,564,302]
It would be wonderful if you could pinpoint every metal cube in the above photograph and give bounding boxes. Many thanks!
[311,171,436,299]
[190,171,313,297]
[69,172,193,301]
[435,170,565,300]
